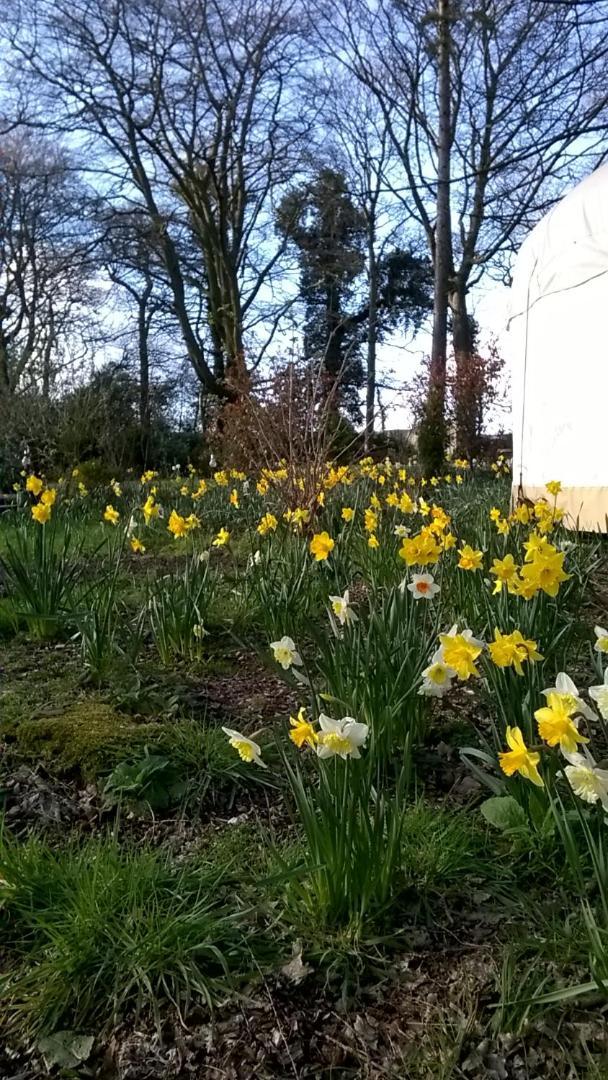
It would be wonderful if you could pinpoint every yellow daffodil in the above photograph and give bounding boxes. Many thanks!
[130,536,145,554]
[514,503,531,525]
[438,625,483,680]
[535,694,589,754]
[399,531,441,567]
[289,708,318,749]
[31,501,51,524]
[40,488,57,507]
[399,491,415,513]
[103,504,120,525]
[518,548,570,598]
[368,533,379,549]
[142,495,160,523]
[229,488,239,508]
[364,507,378,533]
[309,531,334,561]
[341,507,355,522]
[490,554,519,594]
[546,480,562,496]
[488,629,542,675]
[168,509,188,538]
[458,544,483,571]
[213,526,230,547]
[257,512,278,536]
[499,726,544,786]
[26,474,43,496]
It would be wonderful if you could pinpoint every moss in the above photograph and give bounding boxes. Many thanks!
[13,702,162,781]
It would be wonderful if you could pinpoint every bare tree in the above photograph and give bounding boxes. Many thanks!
[0,132,95,397]
[4,0,311,401]
[97,207,170,461]
[323,0,608,463]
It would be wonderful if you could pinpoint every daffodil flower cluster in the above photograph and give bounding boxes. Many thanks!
[419,623,542,696]
[498,669,608,812]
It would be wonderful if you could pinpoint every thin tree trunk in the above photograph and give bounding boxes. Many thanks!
[365,220,378,452]
[450,279,476,458]
[421,0,453,475]
[138,284,153,466]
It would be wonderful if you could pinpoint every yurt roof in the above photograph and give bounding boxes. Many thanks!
[508,163,608,325]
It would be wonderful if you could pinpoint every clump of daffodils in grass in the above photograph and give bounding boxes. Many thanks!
[287,710,369,759]
[399,530,442,568]
[496,666,608,812]
[419,625,483,695]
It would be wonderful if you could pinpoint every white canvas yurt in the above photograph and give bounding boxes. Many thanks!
[508,165,608,530]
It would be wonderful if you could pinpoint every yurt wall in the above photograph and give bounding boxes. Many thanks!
[509,165,608,531]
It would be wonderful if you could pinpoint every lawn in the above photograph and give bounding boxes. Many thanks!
[1,460,608,1078]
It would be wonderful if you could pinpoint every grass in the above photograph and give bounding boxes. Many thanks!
[0,830,272,1037]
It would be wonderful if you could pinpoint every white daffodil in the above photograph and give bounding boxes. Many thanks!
[329,589,357,627]
[221,727,267,768]
[406,573,440,601]
[418,650,456,697]
[270,635,302,670]
[394,524,410,538]
[563,748,608,810]
[541,672,596,722]
[594,625,608,654]
[246,549,262,571]
[316,714,369,759]
[589,669,608,720]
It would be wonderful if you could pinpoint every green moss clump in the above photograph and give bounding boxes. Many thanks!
[14,702,162,781]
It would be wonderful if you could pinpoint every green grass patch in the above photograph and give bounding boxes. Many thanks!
[0,830,272,1038]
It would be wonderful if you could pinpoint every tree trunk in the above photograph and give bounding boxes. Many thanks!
[450,280,476,459]
[420,0,453,476]
[364,221,378,452]
[138,285,153,467]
